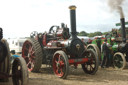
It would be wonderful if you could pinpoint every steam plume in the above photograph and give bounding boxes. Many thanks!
[107,0,125,18]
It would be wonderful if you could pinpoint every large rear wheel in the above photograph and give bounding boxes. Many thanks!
[52,51,69,79]
[81,49,99,75]
[22,38,43,72]
[113,52,126,70]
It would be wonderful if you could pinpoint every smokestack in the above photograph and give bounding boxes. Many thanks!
[107,0,126,42]
[120,18,126,42]
[69,5,77,39]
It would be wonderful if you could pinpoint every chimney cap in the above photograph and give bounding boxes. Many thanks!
[69,5,76,10]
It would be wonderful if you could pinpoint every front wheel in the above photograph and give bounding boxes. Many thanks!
[52,51,69,79]
[12,57,28,85]
[81,49,99,75]
[113,52,126,70]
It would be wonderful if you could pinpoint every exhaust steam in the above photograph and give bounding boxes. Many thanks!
[107,0,125,18]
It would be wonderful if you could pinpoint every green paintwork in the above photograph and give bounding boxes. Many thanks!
[116,22,128,26]
[91,37,118,61]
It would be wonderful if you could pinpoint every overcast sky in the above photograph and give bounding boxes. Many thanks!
[0,0,128,38]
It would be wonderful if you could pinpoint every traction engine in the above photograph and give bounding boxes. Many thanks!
[87,18,128,70]
[0,28,28,85]
[22,5,99,79]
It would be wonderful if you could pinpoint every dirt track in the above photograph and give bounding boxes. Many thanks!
[1,65,128,85]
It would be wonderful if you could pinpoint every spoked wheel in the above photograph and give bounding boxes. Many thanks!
[0,39,10,82]
[22,38,43,72]
[53,51,69,79]
[113,52,126,70]
[30,31,38,39]
[81,49,98,74]
[87,44,101,62]
[12,57,28,85]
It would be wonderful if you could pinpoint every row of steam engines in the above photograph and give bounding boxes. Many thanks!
[89,17,128,70]
[22,6,99,79]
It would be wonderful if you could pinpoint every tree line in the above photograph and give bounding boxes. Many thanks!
[78,31,110,37]
[77,27,128,37]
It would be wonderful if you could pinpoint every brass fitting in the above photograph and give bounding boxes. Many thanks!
[69,5,76,10]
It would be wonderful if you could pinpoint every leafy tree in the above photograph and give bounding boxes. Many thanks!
[78,31,88,36]
[103,32,110,35]
[88,31,102,37]
[88,33,95,37]
[94,31,102,36]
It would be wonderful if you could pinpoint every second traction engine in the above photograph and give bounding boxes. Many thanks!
[22,5,99,79]
[0,28,28,85]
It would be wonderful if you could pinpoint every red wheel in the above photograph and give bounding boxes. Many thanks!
[22,38,43,72]
[53,51,69,79]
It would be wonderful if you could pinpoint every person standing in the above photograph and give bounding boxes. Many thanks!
[10,50,20,64]
[101,39,111,68]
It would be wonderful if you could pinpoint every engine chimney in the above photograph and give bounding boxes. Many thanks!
[120,18,126,42]
[69,5,77,39]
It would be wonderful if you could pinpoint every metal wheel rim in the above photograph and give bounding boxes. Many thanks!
[82,50,97,73]
[12,60,23,85]
[30,31,38,38]
[53,53,66,78]
[22,41,35,71]
[87,44,101,61]
[114,54,123,68]
[88,46,95,52]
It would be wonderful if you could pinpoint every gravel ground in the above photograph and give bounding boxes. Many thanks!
[1,65,128,85]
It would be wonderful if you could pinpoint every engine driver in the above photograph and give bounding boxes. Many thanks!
[101,39,111,68]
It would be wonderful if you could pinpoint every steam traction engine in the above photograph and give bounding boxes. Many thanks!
[22,6,99,79]
[110,18,128,70]
[87,18,128,70]
[0,28,28,85]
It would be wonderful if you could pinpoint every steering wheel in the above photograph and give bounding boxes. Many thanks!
[30,31,38,38]
[49,25,59,34]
